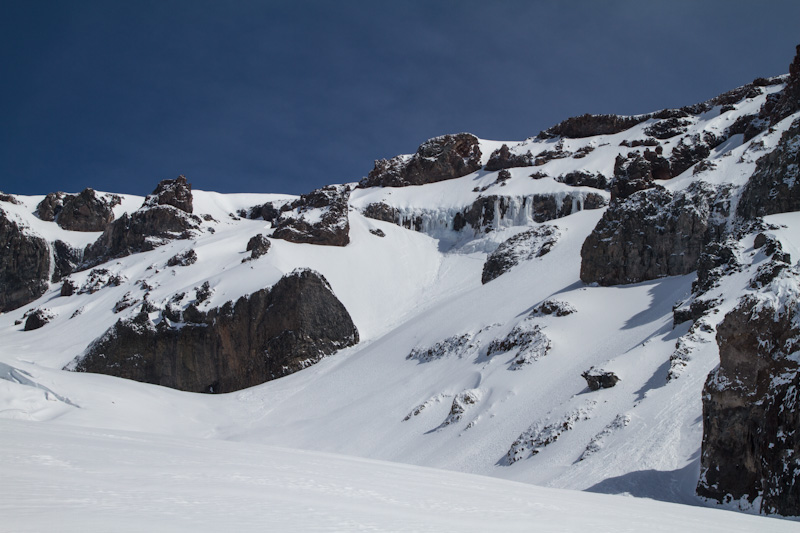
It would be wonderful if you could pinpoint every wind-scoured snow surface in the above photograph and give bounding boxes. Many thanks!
[3,420,797,533]
[2,86,800,528]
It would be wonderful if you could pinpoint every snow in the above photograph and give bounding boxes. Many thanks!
[3,419,797,533]
[1,84,799,528]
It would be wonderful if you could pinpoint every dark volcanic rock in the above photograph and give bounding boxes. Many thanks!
[482,226,559,284]
[581,183,714,286]
[644,117,691,139]
[24,309,54,331]
[84,206,201,265]
[272,185,351,246]
[52,239,83,282]
[244,234,271,261]
[582,368,620,391]
[557,171,608,190]
[698,277,800,516]
[358,133,481,188]
[0,208,50,313]
[166,249,198,267]
[143,175,194,213]
[0,192,21,205]
[61,280,77,297]
[36,192,67,222]
[737,118,800,220]
[538,114,649,139]
[484,144,534,171]
[70,269,360,393]
[56,188,117,232]
[250,201,282,223]
[610,153,656,202]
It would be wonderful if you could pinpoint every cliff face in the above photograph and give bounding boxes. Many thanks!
[70,269,359,393]
[0,208,50,313]
[698,269,800,516]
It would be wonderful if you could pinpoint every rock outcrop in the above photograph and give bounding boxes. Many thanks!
[484,144,534,171]
[70,269,359,393]
[271,185,350,246]
[737,118,800,220]
[582,368,620,391]
[482,226,559,284]
[580,183,715,285]
[55,188,118,231]
[244,234,271,261]
[0,208,50,313]
[358,133,482,188]
[143,175,194,213]
[83,177,200,264]
[52,240,83,282]
[698,270,800,516]
[36,188,119,231]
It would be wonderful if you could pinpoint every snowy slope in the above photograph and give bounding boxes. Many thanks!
[1,78,799,528]
[4,419,797,533]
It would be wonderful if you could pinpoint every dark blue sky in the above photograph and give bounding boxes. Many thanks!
[2,1,799,197]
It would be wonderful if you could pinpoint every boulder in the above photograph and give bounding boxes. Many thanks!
[35,192,67,221]
[70,269,359,393]
[244,234,271,261]
[581,368,620,391]
[24,309,55,331]
[358,133,482,188]
[0,208,50,313]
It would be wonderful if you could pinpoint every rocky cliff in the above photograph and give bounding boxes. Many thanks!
[698,267,800,516]
[70,269,359,393]
[0,208,50,313]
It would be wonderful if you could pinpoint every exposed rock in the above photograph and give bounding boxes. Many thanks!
[56,188,117,232]
[754,45,800,129]
[581,183,714,286]
[582,368,620,391]
[250,201,282,223]
[506,401,597,463]
[537,114,649,139]
[112,292,140,314]
[0,192,21,205]
[358,133,482,188]
[369,228,385,237]
[439,389,483,428]
[362,202,397,224]
[52,240,82,282]
[484,144,534,171]
[557,171,608,190]
[36,192,67,221]
[166,249,198,267]
[60,280,77,297]
[0,208,50,313]
[83,205,201,265]
[737,118,800,220]
[698,273,800,515]
[610,153,656,202]
[530,299,576,317]
[78,268,125,295]
[644,117,691,139]
[271,184,350,246]
[243,234,270,261]
[487,322,551,370]
[69,269,359,393]
[407,333,476,363]
[669,133,722,177]
[24,308,55,331]
[455,192,606,234]
[693,240,740,294]
[142,175,193,213]
[482,226,559,284]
